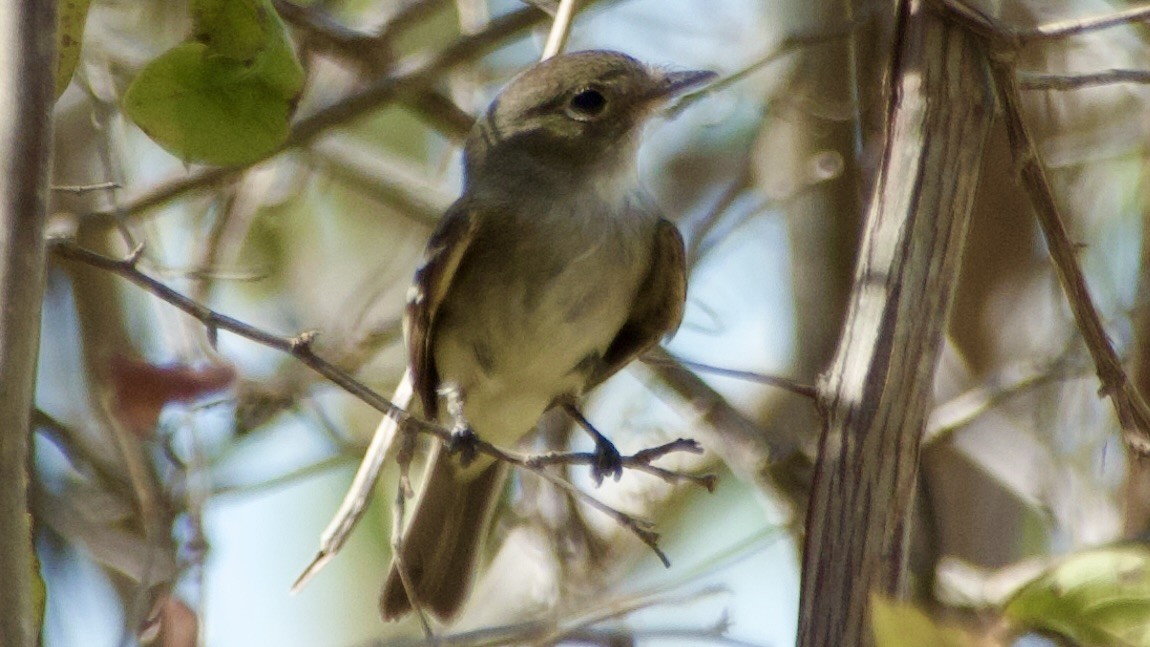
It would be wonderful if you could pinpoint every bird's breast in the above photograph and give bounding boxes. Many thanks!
[429,195,657,442]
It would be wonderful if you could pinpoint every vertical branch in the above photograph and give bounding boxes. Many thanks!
[797,1,992,645]
[0,1,57,645]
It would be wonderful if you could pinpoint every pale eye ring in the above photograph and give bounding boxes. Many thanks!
[566,88,608,120]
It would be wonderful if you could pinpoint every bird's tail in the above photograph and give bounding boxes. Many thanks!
[379,444,507,621]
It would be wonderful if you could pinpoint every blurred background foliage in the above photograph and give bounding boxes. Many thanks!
[35,0,1150,645]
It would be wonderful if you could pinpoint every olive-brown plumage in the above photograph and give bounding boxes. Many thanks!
[380,50,711,622]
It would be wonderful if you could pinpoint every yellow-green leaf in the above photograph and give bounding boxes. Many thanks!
[872,595,979,647]
[123,43,292,166]
[123,0,304,166]
[1004,545,1150,647]
[55,0,92,98]
[192,0,269,61]
[191,0,304,97]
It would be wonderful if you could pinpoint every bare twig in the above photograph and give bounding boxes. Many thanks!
[925,362,1091,444]
[667,15,868,117]
[50,238,416,424]
[360,586,735,647]
[374,0,455,44]
[1023,2,1150,41]
[525,438,716,491]
[642,354,818,400]
[51,181,120,194]
[540,0,578,59]
[272,0,387,68]
[273,0,474,137]
[1018,69,1150,91]
[997,69,1150,454]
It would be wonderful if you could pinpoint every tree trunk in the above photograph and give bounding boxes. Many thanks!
[797,1,992,644]
[0,2,57,645]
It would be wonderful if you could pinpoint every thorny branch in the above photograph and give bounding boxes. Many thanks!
[49,238,710,573]
[936,0,1150,456]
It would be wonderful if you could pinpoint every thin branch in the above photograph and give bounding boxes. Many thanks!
[1018,68,1150,91]
[667,15,868,117]
[1024,2,1150,41]
[272,0,473,137]
[50,237,416,425]
[934,0,1150,44]
[935,0,1150,461]
[272,0,388,69]
[540,0,578,59]
[210,455,351,498]
[373,0,455,44]
[51,181,120,194]
[360,586,734,647]
[525,438,716,491]
[925,362,1090,444]
[988,54,1150,456]
[465,436,692,567]
[642,354,818,400]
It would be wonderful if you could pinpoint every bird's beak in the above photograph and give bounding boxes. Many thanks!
[648,69,717,103]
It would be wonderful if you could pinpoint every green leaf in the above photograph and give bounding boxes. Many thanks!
[123,43,293,166]
[871,596,979,647]
[192,0,269,61]
[1004,545,1150,647]
[123,0,303,166]
[191,0,304,97]
[55,0,92,98]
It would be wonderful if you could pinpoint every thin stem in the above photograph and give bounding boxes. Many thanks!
[541,0,578,60]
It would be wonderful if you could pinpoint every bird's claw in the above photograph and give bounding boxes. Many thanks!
[591,437,624,485]
[446,427,479,467]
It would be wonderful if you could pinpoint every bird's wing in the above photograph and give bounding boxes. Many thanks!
[589,218,687,389]
[405,201,481,419]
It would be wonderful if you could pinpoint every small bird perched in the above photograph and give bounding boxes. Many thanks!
[380,50,713,621]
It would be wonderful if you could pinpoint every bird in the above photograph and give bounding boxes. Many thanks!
[379,49,713,622]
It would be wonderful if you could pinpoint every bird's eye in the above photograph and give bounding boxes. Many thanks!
[566,88,607,120]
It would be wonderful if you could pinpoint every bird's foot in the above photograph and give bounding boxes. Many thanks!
[590,435,624,486]
[562,402,623,485]
[446,426,479,468]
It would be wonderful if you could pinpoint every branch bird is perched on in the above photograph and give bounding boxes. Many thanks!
[381,50,714,621]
